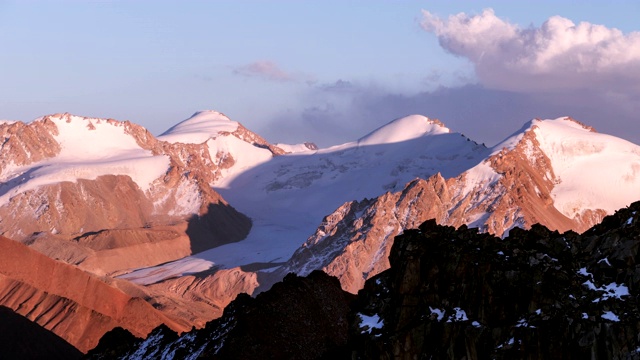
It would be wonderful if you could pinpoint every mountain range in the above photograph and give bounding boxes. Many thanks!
[0,110,639,353]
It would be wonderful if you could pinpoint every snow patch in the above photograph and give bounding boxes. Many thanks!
[358,313,383,334]
[118,257,215,285]
[208,136,274,186]
[602,311,620,322]
[583,280,629,302]
[578,267,593,279]
[429,307,445,321]
[446,307,469,322]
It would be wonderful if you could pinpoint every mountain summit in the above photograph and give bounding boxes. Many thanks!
[356,115,449,146]
[158,110,240,144]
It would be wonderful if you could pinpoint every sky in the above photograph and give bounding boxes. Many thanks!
[1,1,639,147]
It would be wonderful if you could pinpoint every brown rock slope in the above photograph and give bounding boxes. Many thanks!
[0,235,189,353]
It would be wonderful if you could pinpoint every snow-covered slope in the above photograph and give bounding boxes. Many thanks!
[357,115,449,146]
[274,142,318,154]
[210,115,485,263]
[528,118,640,218]
[123,115,489,283]
[157,110,239,144]
[159,110,286,183]
[60,111,639,302]
[0,114,169,206]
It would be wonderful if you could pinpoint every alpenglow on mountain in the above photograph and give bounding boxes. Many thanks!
[0,110,639,353]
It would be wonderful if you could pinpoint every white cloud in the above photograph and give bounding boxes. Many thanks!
[233,60,295,82]
[421,9,640,93]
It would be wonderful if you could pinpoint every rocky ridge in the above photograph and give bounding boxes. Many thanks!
[86,200,640,359]
[352,204,640,359]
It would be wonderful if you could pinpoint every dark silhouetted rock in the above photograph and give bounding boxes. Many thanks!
[0,306,82,360]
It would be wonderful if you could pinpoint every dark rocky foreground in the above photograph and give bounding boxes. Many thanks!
[0,306,82,360]
[86,201,640,359]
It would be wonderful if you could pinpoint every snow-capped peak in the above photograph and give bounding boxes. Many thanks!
[492,117,595,153]
[531,117,640,218]
[158,110,239,144]
[491,116,640,219]
[357,115,449,146]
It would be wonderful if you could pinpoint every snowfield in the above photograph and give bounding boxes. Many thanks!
[121,114,490,284]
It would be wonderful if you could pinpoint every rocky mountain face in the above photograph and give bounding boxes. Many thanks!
[86,271,354,360]
[352,211,640,359]
[273,117,639,294]
[86,200,640,359]
[0,112,254,276]
[0,111,286,352]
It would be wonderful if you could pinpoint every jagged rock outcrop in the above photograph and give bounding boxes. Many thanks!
[0,117,61,172]
[88,201,640,359]
[86,271,354,359]
[352,202,640,359]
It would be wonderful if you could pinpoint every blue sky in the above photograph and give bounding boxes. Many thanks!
[2,1,639,146]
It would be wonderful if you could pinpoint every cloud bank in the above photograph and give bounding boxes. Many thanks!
[258,10,640,149]
[421,9,640,93]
